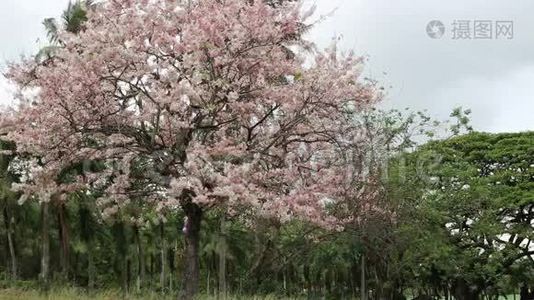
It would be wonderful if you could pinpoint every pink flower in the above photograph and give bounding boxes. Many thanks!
[1,0,381,228]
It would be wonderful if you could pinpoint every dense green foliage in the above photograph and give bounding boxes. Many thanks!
[2,121,534,300]
[395,132,534,299]
[1,1,533,299]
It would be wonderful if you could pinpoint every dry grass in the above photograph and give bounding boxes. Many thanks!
[0,288,173,300]
[0,288,301,300]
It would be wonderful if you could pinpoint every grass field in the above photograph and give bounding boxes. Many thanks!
[0,288,165,300]
[0,288,303,300]
[0,288,522,300]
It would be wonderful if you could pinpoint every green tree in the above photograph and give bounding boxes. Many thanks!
[398,131,534,299]
[38,0,95,61]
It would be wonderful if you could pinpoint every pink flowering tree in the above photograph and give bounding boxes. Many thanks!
[1,0,380,297]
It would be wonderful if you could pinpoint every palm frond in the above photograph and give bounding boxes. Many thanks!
[62,1,89,34]
[42,18,59,44]
[35,45,61,63]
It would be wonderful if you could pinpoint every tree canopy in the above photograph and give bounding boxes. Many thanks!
[0,1,532,299]
[1,0,381,298]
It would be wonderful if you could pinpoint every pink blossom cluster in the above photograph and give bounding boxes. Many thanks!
[1,0,381,228]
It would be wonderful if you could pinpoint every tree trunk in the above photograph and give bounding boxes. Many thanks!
[127,257,132,292]
[169,241,177,292]
[3,206,17,280]
[180,203,202,300]
[160,222,167,292]
[218,215,226,300]
[207,269,211,296]
[78,201,95,290]
[87,241,95,290]
[520,285,529,300]
[150,253,155,290]
[40,202,50,290]
[134,226,145,292]
[360,254,366,300]
[57,203,70,279]
[453,279,480,300]
[113,221,129,294]
[121,258,128,295]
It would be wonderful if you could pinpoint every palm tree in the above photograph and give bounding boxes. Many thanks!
[45,0,95,41]
[75,192,101,289]
[34,1,97,284]
[38,0,96,61]
[0,141,18,281]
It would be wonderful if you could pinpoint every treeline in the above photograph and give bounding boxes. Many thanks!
[2,110,533,299]
[0,1,532,299]
[0,196,387,298]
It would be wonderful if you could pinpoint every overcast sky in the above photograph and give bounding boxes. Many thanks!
[1,0,533,133]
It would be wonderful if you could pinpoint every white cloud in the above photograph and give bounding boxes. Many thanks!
[0,76,14,107]
[308,0,534,133]
[0,0,71,62]
[1,0,534,133]
[431,65,534,133]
